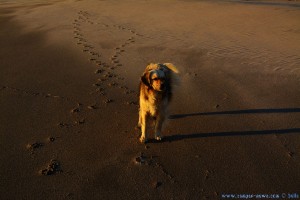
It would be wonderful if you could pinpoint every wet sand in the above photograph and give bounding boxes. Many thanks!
[0,0,299,199]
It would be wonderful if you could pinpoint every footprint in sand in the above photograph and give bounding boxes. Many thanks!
[134,153,147,165]
[103,98,113,104]
[26,142,44,151]
[111,60,119,64]
[95,89,106,96]
[125,101,138,106]
[103,72,116,78]
[74,32,83,37]
[70,107,80,113]
[48,137,56,142]
[288,151,295,158]
[78,38,87,42]
[127,37,134,41]
[95,87,104,92]
[98,78,107,82]
[39,159,62,175]
[107,82,118,87]
[83,44,93,48]
[57,122,70,128]
[75,118,85,125]
[94,69,104,74]
[153,181,162,189]
[95,61,102,66]
[89,51,98,56]
[87,105,97,110]
[120,86,128,90]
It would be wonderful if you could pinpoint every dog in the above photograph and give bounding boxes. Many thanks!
[137,63,179,143]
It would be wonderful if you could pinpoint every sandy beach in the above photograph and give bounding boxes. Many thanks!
[1,0,300,199]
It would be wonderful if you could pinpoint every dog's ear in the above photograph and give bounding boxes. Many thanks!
[146,63,162,72]
[141,72,152,88]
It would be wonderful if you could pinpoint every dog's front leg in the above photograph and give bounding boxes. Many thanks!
[140,112,148,143]
[154,114,164,141]
[138,109,142,128]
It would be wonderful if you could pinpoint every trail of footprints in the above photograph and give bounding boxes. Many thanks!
[72,10,139,105]
[134,152,175,186]
[0,85,70,101]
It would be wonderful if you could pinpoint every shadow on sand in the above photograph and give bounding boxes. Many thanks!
[149,108,300,143]
[161,128,300,143]
[169,108,300,119]
[230,0,300,8]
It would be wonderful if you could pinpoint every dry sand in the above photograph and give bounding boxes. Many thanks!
[0,0,300,199]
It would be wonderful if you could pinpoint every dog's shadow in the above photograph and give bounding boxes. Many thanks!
[154,108,300,143]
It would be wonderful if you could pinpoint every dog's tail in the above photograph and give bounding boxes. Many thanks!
[162,63,180,88]
[163,63,179,74]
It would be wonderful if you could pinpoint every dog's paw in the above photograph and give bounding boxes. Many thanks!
[139,137,148,143]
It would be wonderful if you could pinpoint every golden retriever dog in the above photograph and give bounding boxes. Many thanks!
[137,63,179,143]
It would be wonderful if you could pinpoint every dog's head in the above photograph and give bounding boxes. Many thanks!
[141,69,166,92]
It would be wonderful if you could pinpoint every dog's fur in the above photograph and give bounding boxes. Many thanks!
[138,63,179,143]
